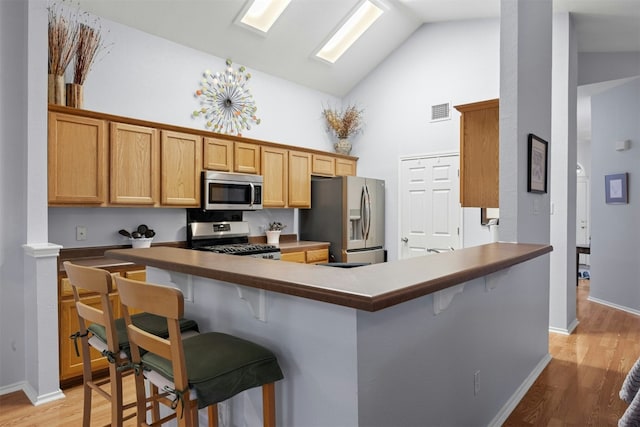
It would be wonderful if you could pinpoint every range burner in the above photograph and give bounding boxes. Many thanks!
[187,220,281,260]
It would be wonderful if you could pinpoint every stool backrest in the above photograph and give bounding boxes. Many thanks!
[115,276,189,395]
[63,261,119,354]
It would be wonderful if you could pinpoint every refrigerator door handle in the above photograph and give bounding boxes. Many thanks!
[360,186,367,239]
[364,184,372,240]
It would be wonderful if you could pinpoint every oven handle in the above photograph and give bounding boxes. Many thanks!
[250,183,255,207]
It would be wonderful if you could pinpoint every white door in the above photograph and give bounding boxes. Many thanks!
[399,155,461,259]
[576,175,590,264]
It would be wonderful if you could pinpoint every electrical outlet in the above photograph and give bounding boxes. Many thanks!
[76,226,87,241]
[474,370,480,396]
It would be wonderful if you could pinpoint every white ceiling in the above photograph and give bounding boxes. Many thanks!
[76,0,640,97]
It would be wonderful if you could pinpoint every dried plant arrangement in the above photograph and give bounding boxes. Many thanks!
[322,104,364,139]
[48,1,80,76]
[73,22,108,85]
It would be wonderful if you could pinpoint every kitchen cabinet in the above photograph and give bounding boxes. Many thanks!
[280,247,329,264]
[235,142,261,174]
[455,99,499,208]
[261,146,288,208]
[288,150,311,208]
[203,137,233,171]
[335,158,357,176]
[110,122,159,205]
[160,130,202,207]
[48,112,108,205]
[312,154,335,177]
[58,260,146,386]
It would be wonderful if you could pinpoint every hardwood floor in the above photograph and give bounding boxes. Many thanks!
[1,280,639,426]
[505,280,640,426]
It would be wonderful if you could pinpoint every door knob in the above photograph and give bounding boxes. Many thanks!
[401,237,408,243]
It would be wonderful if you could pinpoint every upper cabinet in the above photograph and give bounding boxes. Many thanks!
[47,106,357,208]
[161,130,202,207]
[454,99,499,208]
[110,122,159,205]
[203,137,233,171]
[48,112,108,205]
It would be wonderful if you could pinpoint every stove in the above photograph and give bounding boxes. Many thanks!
[188,220,281,260]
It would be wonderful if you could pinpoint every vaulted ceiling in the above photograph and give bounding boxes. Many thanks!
[76,0,640,97]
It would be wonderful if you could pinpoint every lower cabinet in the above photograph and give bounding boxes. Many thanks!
[58,266,146,386]
[281,247,329,264]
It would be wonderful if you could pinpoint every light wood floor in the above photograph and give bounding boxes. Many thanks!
[1,280,639,426]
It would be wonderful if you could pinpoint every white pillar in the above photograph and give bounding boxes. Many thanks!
[549,12,578,334]
[499,0,552,245]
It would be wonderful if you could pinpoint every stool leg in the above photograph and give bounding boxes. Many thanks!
[262,382,276,427]
[111,366,123,427]
[208,403,218,427]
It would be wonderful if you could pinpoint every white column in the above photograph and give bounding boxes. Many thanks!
[499,0,552,245]
[549,13,578,334]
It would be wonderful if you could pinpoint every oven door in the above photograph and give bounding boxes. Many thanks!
[203,172,263,210]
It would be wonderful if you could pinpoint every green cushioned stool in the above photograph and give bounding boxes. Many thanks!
[63,261,200,427]
[116,275,284,427]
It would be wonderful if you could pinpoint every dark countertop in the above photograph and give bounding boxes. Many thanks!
[106,242,552,312]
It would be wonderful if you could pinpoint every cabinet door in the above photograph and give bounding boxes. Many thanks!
[59,294,118,381]
[48,112,108,205]
[306,248,329,264]
[161,130,202,206]
[455,99,499,208]
[234,142,260,174]
[288,150,311,208]
[312,154,335,177]
[261,147,288,208]
[110,123,159,205]
[204,137,233,171]
[335,158,357,176]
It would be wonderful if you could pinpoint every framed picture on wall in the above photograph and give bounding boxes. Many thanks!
[605,173,628,204]
[527,134,548,193]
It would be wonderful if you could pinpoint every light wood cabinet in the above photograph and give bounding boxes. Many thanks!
[235,142,261,174]
[335,158,357,176]
[160,130,202,207]
[455,99,499,208]
[312,154,335,177]
[59,292,119,381]
[110,123,159,205]
[48,112,108,205]
[280,247,329,264]
[203,137,233,171]
[288,151,311,208]
[261,147,288,208]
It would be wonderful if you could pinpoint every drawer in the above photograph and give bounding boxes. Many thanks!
[281,251,306,263]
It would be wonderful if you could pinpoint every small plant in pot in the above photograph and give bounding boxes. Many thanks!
[266,222,286,245]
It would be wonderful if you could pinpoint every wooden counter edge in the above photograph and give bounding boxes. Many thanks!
[105,243,552,312]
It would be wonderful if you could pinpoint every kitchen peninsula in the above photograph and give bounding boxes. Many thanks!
[107,242,552,426]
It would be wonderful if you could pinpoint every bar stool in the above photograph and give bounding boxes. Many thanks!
[115,275,284,427]
[63,262,199,427]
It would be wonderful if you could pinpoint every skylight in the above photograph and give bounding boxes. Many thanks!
[315,0,384,64]
[238,0,291,33]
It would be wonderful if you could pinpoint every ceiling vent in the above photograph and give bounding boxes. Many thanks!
[430,102,451,122]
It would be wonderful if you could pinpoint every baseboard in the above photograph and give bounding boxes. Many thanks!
[0,381,27,397]
[488,353,552,427]
[588,296,640,317]
[22,383,65,406]
[549,318,579,335]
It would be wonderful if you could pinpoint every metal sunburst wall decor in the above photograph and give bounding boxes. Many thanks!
[192,59,261,136]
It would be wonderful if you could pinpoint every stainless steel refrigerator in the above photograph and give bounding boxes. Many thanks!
[300,176,385,264]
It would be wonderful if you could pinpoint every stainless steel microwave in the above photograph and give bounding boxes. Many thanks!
[202,171,263,210]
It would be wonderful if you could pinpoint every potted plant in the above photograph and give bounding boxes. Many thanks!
[266,222,286,245]
[322,104,364,155]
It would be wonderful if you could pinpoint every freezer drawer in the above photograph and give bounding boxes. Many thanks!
[345,248,385,264]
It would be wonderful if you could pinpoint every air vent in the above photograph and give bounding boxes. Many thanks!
[430,102,451,122]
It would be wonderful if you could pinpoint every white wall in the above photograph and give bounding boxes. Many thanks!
[578,52,640,86]
[589,77,640,311]
[0,0,29,390]
[347,19,501,259]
